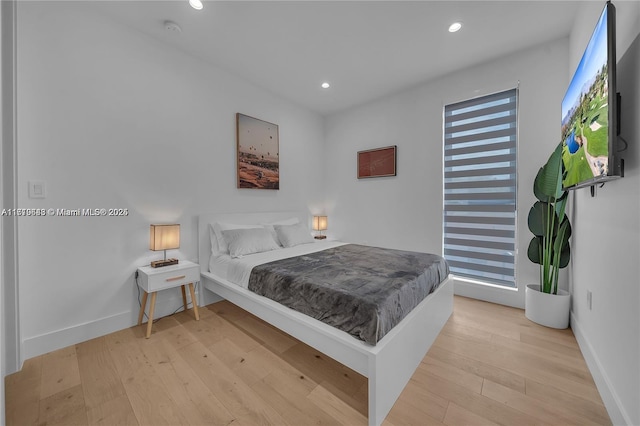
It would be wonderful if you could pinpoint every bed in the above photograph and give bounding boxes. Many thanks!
[197,212,453,426]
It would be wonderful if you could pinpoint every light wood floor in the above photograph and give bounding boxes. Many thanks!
[5,296,610,425]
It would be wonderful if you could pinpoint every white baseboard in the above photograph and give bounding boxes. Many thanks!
[22,311,132,362]
[22,290,202,363]
[570,311,631,426]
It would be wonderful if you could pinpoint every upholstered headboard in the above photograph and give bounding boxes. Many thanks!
[197,211,310,273]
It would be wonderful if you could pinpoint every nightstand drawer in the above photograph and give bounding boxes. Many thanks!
[137,261,200,293]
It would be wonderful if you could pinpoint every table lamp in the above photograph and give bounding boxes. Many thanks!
[150,224,180,267]
[312,216,328,240]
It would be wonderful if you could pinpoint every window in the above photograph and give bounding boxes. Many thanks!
[443,88,517,288]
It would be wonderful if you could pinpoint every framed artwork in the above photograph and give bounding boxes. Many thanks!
[236,113,279,189]
[357,145,397,179]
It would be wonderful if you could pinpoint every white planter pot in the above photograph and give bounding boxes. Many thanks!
[525,284,570,329]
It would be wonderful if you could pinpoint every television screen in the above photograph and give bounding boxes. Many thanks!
[561,2,617,190]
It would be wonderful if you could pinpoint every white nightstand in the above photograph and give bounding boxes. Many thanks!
[136,260,200,338]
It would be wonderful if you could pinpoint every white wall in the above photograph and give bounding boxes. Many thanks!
[16,2,325,360]
[568,2,640,425]
[324,38,568,308]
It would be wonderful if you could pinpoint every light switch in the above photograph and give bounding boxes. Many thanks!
[28,180,46,199]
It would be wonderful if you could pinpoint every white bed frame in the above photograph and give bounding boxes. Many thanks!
[197,212,453,426]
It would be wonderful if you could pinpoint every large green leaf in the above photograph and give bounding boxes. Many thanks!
[528,201,551,236]
[527,236,542,264]
[555,193,568,223]
[559,243,571,268]
[555,220,571,267]
[533,143,564,202]
[559,216,572,241]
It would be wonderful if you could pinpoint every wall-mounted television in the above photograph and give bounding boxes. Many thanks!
[561,1,623,190]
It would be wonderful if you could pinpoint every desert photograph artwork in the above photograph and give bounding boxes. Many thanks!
[237,113,279,189]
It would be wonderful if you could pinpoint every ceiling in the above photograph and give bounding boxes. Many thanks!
[89,1,579,116]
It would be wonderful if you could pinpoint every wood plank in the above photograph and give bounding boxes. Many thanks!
[176,340,287,425]
[421,353,484,394]
[85,394,139,425]
[525,378,611,425]
[426,345,526,393]
[39,345,82,400]
[482,378,602,426]
[411,369,538,426]
[308,384,369,425]
[209,300,250,322]
[448,309,521,341]
[208,337,287,386]
[490,333,593,381]
[177,310,229,347]
[140,338,235,425]
[385,387,446,426]
[234,314,298,354]
[280,341,365,397]
[443,402,499,426]
[255,369,339,425]
[454,296,527,324]
[4,355,43,426]
[212,315,263,353]
[152,316,199,350]
[517,322,579,349]
[519,331,585,359]
[393,378,449,422]
[441,319,495,342]
[249,379,316,426]
[38,384,88,425]
[107,340,188,425]
[76,336,128,409]
[315,379,368,418]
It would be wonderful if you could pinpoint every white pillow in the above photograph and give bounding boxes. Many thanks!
[261,217,299,246]
[274,222,315,248]
[221,228,280,258]
[213,222,263,255]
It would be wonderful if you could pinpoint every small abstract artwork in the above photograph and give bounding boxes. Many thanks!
[236,113,279,189]
[357,145,397,179]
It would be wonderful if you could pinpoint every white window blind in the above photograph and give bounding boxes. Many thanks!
[443,88,517,288]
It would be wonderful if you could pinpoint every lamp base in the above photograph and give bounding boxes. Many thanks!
[150,258,179,268]
[314,235,327,240]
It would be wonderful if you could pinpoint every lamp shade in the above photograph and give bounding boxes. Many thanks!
[150,224,180,251]
[312,216,328,231]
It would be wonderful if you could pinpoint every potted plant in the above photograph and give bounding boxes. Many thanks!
[525,143,572,329]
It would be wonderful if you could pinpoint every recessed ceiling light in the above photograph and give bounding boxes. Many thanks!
[448,22,462,33]
[321,82,330,89]
[189,0,203,10]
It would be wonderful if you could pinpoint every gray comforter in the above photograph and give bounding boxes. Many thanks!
[248,244,449,345]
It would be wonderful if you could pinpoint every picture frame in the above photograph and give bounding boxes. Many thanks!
[236,113,279,189]
[357,145,397,179]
